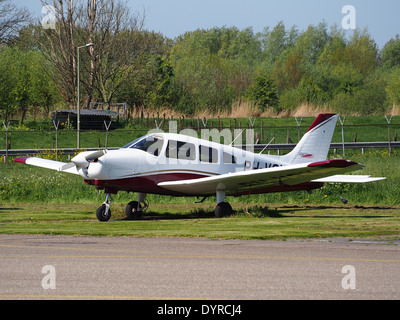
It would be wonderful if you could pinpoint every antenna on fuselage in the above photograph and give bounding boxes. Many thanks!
[258,137,275,155]
[229,129,245,146]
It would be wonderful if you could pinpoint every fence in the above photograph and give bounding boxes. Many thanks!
[2,117,400,163]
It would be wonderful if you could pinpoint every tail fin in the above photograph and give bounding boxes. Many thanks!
[280,114,338,164]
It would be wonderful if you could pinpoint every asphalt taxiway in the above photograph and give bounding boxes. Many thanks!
[0,234,399,299]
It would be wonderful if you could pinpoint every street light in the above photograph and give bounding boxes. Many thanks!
[77,42,94,149]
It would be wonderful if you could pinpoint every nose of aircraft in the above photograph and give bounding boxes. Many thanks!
[71,150,109,179]
[87,158,109,180]
[71,150,106,168]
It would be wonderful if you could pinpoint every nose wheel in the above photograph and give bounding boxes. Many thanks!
[96,194,113,222]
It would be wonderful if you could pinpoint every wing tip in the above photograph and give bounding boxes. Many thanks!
[13,157,29,164]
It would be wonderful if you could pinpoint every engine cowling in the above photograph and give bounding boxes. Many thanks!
[71,150,106,168]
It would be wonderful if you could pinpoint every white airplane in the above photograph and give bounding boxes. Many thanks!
[14,113,385,221]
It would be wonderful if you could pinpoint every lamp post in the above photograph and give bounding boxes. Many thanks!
[77,42,94,149]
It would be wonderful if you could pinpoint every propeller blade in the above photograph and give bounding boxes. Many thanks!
[72,150,107,168]
[60,162,76,171]
[84,149,106,161]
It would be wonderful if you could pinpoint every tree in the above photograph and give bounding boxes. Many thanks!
[0,0,30,42]
[38,0,79,107]
[29,51,60,117]
[382,35,400,69]
[386,67,400,106]
[345,29,379,76]
[272,48,305,92]
[246,73,279,111]
[114,31,174,115]
[259,21,298,64]
[294,22,330,64]
[11,48,31,123]
[38,0,145,108]
[0,47,16,121]
[169,27,262,114]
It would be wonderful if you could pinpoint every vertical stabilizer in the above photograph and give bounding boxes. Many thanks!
[280,114,338,164]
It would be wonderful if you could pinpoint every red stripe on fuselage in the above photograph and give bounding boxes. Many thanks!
[86,172,208,196]
[85,173,324,197]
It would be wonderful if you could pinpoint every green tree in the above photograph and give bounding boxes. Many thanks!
[382,35,400,69]
[28,50,59,117]
[0,47,16,121]
[246,73,279,111]
[385,67,400,105]
[170,27,261,114]
[259,21,298,64]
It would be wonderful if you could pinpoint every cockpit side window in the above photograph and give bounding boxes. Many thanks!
[122,136,164,156]
[121,137,141,148]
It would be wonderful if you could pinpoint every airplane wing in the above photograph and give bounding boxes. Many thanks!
[158,159,365,196]
[14,157,79,175]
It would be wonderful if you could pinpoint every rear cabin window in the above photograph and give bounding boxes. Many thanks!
[199,145,218,163]
[223,152,237,164]
[166,140,196,160]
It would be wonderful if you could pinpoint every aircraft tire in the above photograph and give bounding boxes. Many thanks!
[215,202,233,218]
[126,201,142,220]
[96,204,111,222]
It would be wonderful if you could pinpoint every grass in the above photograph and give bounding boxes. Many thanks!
[0,202,399,240]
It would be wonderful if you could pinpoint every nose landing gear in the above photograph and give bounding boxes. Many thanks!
[96,193,113,222]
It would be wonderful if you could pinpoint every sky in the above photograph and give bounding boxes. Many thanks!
[16,0,400,48]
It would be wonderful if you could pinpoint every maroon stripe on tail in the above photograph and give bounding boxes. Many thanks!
[307,113,336,132]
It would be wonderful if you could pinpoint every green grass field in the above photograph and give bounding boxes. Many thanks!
[0,202,399,240]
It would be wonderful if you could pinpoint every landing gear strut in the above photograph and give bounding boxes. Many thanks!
[96,193,113,222]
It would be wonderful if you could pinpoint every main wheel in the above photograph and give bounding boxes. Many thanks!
[215,202,233,218]
[96,204,111,222]
[125,201,143,220]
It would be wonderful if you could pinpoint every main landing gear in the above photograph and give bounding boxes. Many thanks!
[214,190,233,218]
[125,193,148,220]
[96,192,148,222]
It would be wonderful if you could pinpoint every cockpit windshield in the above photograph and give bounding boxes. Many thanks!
[121,135,164,156]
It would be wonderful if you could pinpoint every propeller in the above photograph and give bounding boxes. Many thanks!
[60,150,107,170]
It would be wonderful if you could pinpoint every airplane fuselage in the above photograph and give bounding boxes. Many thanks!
[82,133,321,196]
